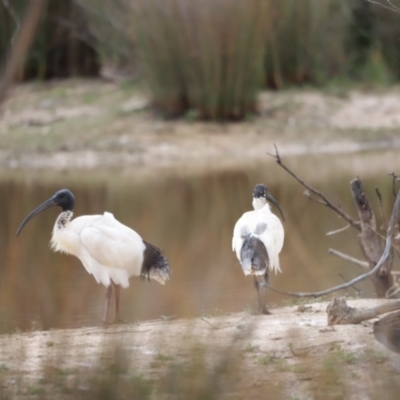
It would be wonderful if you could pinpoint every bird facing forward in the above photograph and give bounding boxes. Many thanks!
[16,189,170,325]
[232,184,285,314]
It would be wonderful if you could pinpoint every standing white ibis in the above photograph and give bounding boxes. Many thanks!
[16,189,170,325]
[232,184,285,314]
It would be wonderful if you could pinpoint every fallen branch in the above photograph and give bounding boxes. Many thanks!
[328,248,369,269]
[269,145,360,230]
[267,187,400,298]
[326,297,400,325]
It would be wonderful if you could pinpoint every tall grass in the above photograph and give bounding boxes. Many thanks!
[79,0,400,120]
[127,0,269,120]
[265,0,351,87]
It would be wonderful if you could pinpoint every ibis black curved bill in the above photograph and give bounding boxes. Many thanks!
[266,193,285,222]
[16,189,75,236]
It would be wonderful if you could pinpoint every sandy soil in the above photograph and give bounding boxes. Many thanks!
[0,299,398,399]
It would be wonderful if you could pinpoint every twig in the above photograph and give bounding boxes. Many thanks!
[386,284,400,298]
[339,273,362,294]
[328,248,369,269]
[366,0,400,13]
[268,188,400,298]
[1,0,21,43]
[375,187,388,229]
[326,224,350,236]
[369,225,400,252]
[268,145,360,231]
[388,173,399,197]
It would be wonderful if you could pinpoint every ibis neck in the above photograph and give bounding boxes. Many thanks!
[252,197,269,211]
[56,210,74,229]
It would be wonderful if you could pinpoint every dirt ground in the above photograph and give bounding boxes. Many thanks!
[1,82,400,398]
[0,299,399,399]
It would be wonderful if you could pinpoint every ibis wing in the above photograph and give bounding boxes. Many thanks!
[77,213,145,286]
[256,213,284,273]
[80,228,144,270]
[232,211,254,258]
[232,210,284,274]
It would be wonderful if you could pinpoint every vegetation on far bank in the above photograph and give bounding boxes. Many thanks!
[2,1,400,120]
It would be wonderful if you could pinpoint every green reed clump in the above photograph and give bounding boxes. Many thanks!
[265,0,400,87]
[127,0,269,120]
[264,0,351,87]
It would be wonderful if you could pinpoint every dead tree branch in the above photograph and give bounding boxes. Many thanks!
[375,187,388,229]
[389,173,399,197]
[328,248,369,269]
[326,297,400,325]
[338,274,362,294]
[351,178,393,296]
[0,0,48,108]
[269,145,360,230]
[267,187,400,298]
[326,224,350,236]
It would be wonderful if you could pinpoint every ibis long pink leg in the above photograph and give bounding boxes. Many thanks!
[103,284,113,325]
[112,281,122,323]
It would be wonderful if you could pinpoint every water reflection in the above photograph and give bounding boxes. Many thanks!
[0,154,397,333]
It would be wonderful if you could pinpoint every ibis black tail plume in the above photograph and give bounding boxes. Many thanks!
[141,241,170,284]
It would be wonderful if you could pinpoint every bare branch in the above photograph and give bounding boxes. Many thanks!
[351,178,393,295]
[268,145,360,230]
[386,284,400,298]
[268,188,400,298]
[375,186,388,229]
[328,248,369,269]
[326,224,350,236]
[366,0,400,13]
[388,173,399,197]
[338,273,362,294]
[1,0,21,43]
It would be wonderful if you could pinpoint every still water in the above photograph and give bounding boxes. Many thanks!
[0,151,398,333]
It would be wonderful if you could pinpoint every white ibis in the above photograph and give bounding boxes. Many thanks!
[232,184,285,314]
[16,189,170,324]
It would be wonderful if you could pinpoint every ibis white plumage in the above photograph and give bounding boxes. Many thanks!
[16,189,170,324]
[232,184,284,314]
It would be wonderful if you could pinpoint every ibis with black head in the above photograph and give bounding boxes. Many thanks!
[232,184,285,314]
[16,189,170,325]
